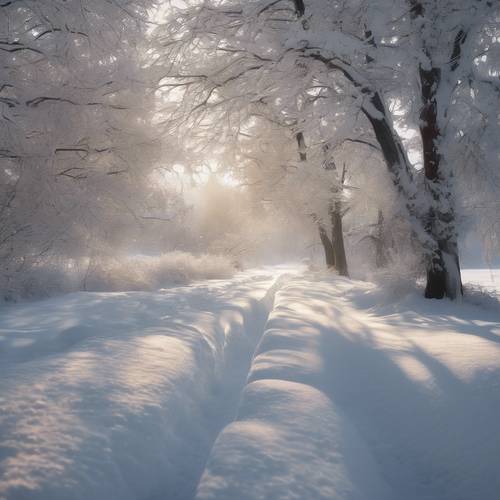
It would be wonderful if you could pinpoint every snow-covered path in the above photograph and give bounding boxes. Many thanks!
[1,268,499,500]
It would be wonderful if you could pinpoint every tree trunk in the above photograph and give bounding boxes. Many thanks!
[318,224,335,268]
[363,93,461,298]
[292,0,305,17]
[296,131,336,270]
[407,0,463,299]
[307,13,462,299]
[331,201,348,276]
[375,209,387,268]
[419,65,463,299]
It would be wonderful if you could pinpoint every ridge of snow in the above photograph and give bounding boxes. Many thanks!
[0,268,296,500]
[197,274,500,500]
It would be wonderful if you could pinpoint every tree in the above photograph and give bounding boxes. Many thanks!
[157,0,500,299]
[0,0,166,296]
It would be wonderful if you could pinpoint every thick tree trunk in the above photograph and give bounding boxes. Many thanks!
[407,0,463,299]
[419,65,463,299]
[425,239,462,299]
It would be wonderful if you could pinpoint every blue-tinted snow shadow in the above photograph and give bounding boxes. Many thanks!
[341,283,500,345]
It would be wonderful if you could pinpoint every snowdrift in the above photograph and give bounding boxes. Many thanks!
[0,269,288,500]
[197,274,500,500]
[1,268,499,500]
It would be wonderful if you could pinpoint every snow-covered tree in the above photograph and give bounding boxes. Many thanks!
[0,0,169,295]
[156,0,500,299]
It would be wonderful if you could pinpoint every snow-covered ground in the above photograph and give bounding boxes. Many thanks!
[462,268,500,293]
[197,274,500,500]
[1,267,499,500]
[0,267,297,500]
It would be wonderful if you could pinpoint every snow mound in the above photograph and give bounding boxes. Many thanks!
[197,274,500,500]
[0,269,290,500]
[196,379,393,500]
[2,268,498,499]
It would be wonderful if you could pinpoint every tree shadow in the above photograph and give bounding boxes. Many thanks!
[341,284,500,346]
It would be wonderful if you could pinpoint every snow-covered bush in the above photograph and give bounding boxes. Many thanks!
[1,261,79,301]
[462,284,500,310]
[84,252,236,292]
[367,251,424,301]
[1,252,236,300]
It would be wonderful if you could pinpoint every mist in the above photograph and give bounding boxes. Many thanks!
[2,1,499,301]
[1,3,500,500]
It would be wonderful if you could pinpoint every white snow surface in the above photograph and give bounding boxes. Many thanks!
[1,266,499,500]
[197,273,500,500]
[462,268,500,293]
[0,267,296,500]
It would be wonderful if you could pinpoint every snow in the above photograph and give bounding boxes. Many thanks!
[462,268,500,293]
[196,379,394,500]
[1,267,499,500]
[0,267,296,500]
[4,252,237,300]
[197,273,500,500]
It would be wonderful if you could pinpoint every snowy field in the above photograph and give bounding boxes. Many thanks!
[197,274,500,500]
[0,267,297,500]
[462,268,500,293]
[1,267,499,500]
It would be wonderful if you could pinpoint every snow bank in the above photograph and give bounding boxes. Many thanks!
[2,268,498,499]
[197,274,500,500]
[196,277,394,500]
[196,379,394,500]
[0,269,289,500]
